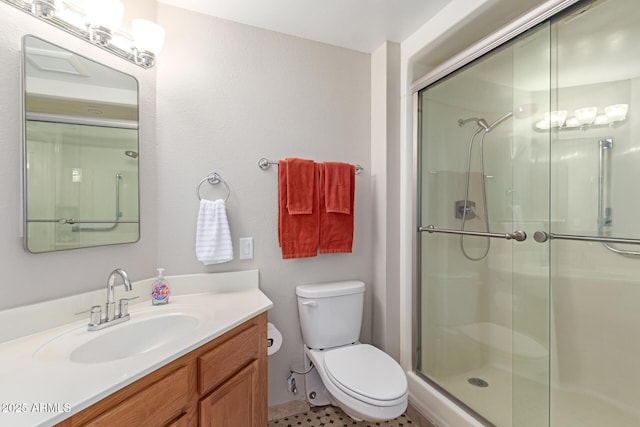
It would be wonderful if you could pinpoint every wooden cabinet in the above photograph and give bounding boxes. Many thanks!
[199,361,261,427]
[56,312,267,427]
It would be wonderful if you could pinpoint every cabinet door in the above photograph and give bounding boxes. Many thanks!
[199,361,261,427]
[84,365,190,427]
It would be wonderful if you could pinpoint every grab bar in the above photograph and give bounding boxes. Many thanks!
[597,138,640,255]
[73,173,123,232]
[533,231,640,245]
[419,225,527,241]
[27,219,138,224]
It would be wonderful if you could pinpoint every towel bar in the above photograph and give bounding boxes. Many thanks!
[257,157,363,175]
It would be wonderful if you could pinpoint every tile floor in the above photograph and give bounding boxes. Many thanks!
[268,405,414,427]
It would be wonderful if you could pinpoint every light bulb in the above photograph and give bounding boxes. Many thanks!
[574,107,597,125]
[132,19,166,54]
[84,0,123,31]
[594,114,610,125]
[604,104,628,122]
[535,120,550,130]
[565,117,581,128]
[84,0,124,45]
[543,110,567,128]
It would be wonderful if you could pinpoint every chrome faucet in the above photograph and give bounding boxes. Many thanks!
[105,268,132,321]
[83,268,136,331]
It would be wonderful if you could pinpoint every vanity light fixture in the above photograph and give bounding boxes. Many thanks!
[535,104,629,131]
[0,0,164,68]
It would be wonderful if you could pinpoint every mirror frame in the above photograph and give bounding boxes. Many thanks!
[21,34,141,253]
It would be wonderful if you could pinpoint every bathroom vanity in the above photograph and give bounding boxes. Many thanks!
[56,312,267,426]
[0,270,272,427]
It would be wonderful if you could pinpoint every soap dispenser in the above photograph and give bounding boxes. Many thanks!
[151,268,170,305]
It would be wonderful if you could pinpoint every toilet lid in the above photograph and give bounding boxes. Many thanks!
[323,344,407,402]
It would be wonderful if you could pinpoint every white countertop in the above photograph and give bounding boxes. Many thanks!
[0,270,273,427]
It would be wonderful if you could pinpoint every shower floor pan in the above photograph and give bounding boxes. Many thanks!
[438,365,640,427]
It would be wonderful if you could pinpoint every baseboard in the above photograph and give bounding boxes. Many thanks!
[268,399,311,421]
[407,402,439,427]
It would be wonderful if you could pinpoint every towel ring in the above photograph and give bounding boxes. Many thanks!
[197,172,230,201]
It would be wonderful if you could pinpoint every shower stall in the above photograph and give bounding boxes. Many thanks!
[414,0,640,425]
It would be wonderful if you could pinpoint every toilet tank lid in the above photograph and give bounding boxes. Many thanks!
[296,281,365,298]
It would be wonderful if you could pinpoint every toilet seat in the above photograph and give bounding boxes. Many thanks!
[323,344,407,406]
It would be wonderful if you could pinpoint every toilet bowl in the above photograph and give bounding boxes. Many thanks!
[305,344,408,421]
[296,281,408,421]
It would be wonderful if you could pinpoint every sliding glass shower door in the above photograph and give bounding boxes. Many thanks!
[548,0,640,424]
[417,20,551,427]
[416,0,640,425]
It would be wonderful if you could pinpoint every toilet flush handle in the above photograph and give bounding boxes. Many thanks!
[302,301,318,307]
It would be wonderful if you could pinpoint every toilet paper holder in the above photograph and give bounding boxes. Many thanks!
[267,322,282,356]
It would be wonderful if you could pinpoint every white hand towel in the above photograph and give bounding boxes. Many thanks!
[195,199,233,265]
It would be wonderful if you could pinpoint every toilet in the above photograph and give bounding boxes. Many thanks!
[296,280,408,422]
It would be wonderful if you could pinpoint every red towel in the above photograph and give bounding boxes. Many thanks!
[278,159,319,259]
[286,158,316,214]
[322,162,353,214]
[319,162,355,254]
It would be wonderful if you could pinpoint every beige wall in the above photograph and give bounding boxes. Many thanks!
[371,41,402,360]
[155,4,372,407]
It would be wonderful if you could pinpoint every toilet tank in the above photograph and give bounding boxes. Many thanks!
[296,281,365,350]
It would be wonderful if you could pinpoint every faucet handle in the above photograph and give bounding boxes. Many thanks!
[118,296,139,317]
[75,305,102,326]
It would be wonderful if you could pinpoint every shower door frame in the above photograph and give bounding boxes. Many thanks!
[410,0,581,94]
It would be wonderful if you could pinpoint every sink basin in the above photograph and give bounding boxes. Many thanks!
[34,311,202,364]
[71,313,199,363]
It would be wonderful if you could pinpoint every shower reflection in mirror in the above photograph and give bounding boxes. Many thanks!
[22,35,140,253]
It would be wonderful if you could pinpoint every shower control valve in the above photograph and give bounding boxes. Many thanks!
[455,200,477,219]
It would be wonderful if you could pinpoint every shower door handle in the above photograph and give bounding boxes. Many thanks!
[533,230,640,245]
[419,225,527,241]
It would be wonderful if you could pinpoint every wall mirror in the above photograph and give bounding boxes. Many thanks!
[22,35,140,253]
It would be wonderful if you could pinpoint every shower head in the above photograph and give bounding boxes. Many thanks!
[124,150,138,158]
